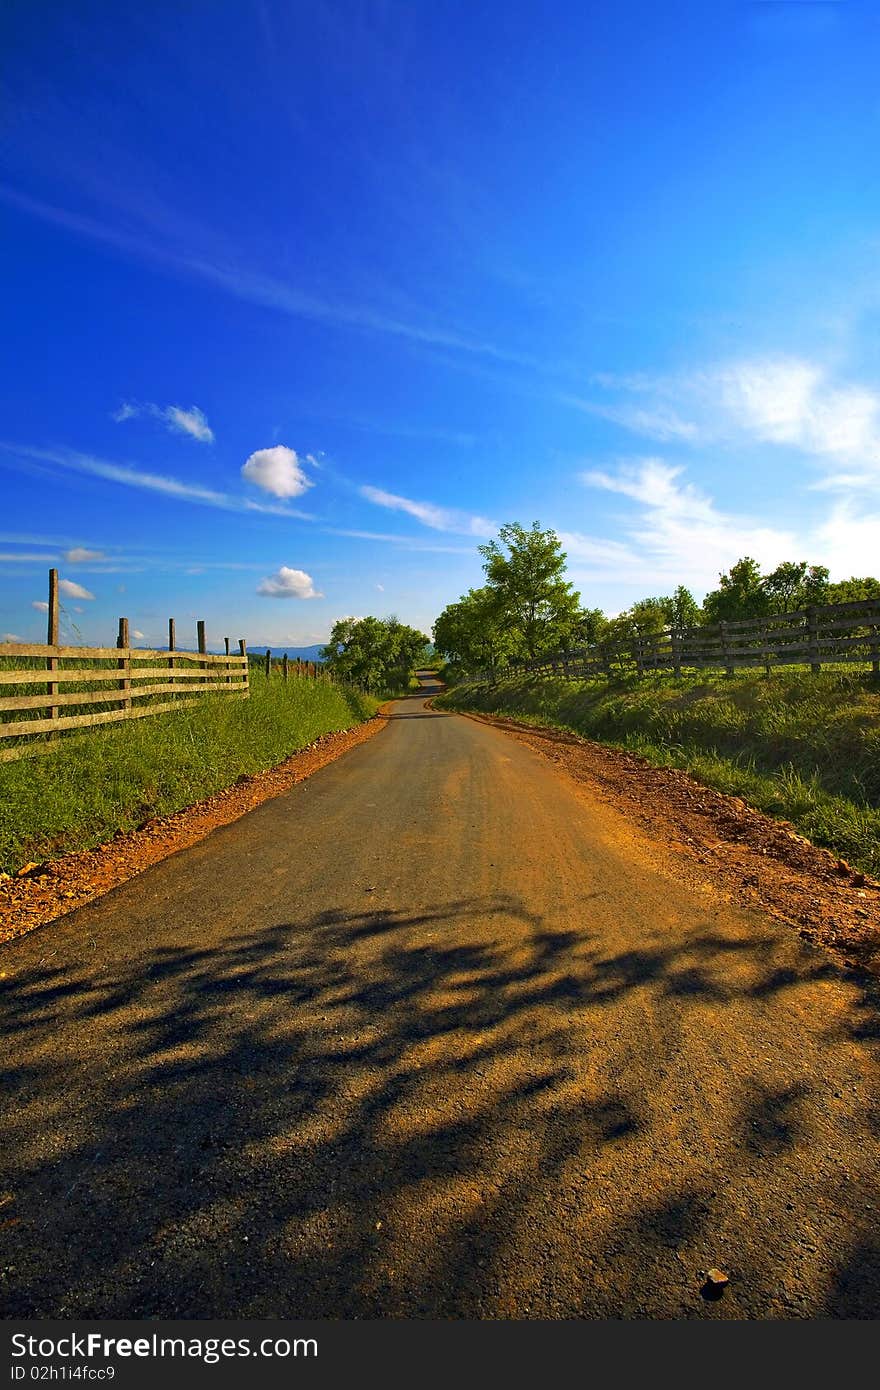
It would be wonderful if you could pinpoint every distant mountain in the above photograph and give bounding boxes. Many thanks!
[245,644,326,662]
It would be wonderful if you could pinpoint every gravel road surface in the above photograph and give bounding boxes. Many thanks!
[2,676,878,1318]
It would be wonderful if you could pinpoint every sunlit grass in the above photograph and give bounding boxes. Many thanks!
[438,668,880,877]
[0,670,379,872]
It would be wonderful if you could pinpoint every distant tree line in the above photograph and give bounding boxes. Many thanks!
[432,522,880,674]
[321,615,429,692]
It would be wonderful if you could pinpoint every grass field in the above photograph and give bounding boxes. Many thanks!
[437,668,880,878]
[0,670,379,874]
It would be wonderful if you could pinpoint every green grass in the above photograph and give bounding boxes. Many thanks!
[437,668,880,877]
[0,670,379,873]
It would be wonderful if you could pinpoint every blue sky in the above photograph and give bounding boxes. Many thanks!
[2,0,880,650]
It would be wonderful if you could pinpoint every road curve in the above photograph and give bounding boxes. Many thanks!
[1,674,878,1318]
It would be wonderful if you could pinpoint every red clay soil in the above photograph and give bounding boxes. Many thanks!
[0,713,389,947]
[460,711,880,978]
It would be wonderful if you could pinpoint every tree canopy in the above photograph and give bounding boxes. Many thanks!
[321,615,429,692]
[477,522,583,659]
[434,523,592,670]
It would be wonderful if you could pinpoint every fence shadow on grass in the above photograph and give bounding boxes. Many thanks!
[1,893,878,1318]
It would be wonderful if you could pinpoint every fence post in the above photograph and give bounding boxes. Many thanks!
[265,648,271,680]
[872,604,880,678]
[283,652,289,682]
[671,628,681,677]
[47,567,59,720]
[807,605,821,675]
[168,618,176,691]
[239,639,248,695]
[225,636,231,685]
[117,617,131,715]
[719,621,734,678]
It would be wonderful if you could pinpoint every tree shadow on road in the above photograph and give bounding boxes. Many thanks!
[1,893,878,1319]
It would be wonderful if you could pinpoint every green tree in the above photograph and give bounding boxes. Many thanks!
[762,561,829,613]
[433,586,512,674]
[626,597,670,638]
[669,585,701,629]
[575,606,608,646]
[321,616,429,692]
[826,576,880,604]
[478,522,582,660]
[702,557,768,623]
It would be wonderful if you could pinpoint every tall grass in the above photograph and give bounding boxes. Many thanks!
[438,669,880,877]
[0,671,379,873]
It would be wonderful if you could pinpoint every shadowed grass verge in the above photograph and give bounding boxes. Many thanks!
[0,672,380,873]
[437,669,880,878]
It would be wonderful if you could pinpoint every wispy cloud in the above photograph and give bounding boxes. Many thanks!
[0,552,59,563]
[360,485,495,537]
[0,182,532,369]
[257,566,322,599]
[570,457,879,595]
[31,600,49,613]
[322,528,477,555]
[576,357,880,491]
[568,458,796,592]
[0,443,313,519]
[64,546,105,563]
[114,401,214,443]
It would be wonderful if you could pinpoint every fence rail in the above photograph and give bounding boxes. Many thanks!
[472,597,880,683]
[0,570,249,762]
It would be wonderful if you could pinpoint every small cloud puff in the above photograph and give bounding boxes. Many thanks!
[257,566,322,599]
[32,600,49,612]
[59,578,95,600]
[242,446,313,499]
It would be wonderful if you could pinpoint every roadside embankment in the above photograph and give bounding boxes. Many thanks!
[438,669,880,880]
[0,671,380,881]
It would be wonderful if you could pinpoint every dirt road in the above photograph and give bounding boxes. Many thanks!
[2,676,878,1318]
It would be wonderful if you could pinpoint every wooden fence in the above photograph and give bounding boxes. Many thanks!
[473,596,880,683]
[0,570,249,762]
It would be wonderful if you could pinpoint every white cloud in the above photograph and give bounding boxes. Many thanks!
[242,446,313,499]
[578,357,880,491]
[2,633,20,642]
[571,457,880,597]
[113,401,214,443]
[64,546,105,563]
[376,583,385,591]
[59,578,95,599]
[360,485,495,537]
[571,459,796,594]
[257,567,322,599]
[32,600,49,612]
[132,629,145,639]
[812,499,880,577]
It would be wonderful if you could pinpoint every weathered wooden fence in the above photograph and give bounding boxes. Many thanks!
[474,597,880,683]
[256,650,325,682]
[0,570,249,761]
